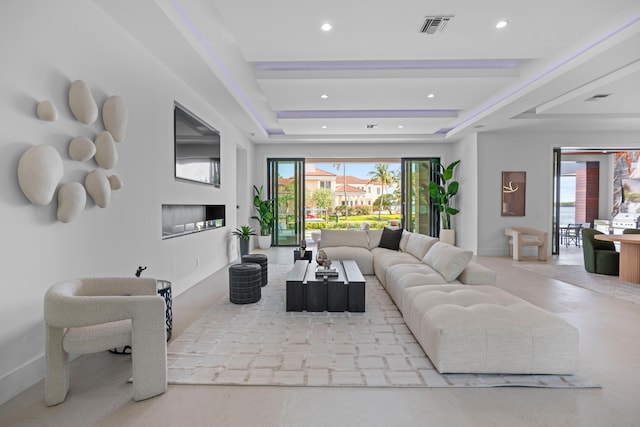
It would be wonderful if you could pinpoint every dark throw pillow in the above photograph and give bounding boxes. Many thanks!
[378,227,403,250]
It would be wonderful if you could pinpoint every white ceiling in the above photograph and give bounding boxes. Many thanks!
[97,0,640,143]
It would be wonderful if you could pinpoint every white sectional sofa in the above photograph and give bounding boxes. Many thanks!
[318,228,496,287]
[317,228,579,375]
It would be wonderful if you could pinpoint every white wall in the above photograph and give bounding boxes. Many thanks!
[0,1,251,403]
[452,133,479,252]
[476,130,639,256]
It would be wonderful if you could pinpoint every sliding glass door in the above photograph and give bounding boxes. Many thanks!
[401,158,438,236]
[552,148,561,254]
[268,159,304,246]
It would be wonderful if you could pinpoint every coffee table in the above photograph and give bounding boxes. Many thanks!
[286,260,365,312]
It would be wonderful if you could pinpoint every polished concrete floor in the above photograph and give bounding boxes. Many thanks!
[1,246,639,427]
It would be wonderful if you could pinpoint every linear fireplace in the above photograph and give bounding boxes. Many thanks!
[161,204,225,239]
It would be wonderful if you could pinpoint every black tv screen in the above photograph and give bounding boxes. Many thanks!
[174,103,221,187]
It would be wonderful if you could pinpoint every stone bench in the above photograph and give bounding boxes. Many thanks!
[402,285,579,374]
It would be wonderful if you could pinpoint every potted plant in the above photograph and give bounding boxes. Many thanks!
[231,225,256,257]
[428,160,460,245]
[252,185,275,249]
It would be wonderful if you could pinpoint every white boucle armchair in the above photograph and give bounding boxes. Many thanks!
[44,277,167,406]
[505,226,548,261]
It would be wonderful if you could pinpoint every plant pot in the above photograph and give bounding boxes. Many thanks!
[239,238,250,257]
[257,235,271,249]
[439,229,455,245]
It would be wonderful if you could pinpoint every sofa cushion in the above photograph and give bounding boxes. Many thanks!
[321,246,374,275]
[404,233,438,260]
[385,264,448,308]
[402,285,578,374]
[422,242,473,282]
[378,227,403,250]
[367,229,383,250]
[319,229,368,249]
[371,247,420,287]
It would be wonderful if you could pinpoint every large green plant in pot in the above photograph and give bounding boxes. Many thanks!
[428,160,460,231]
[252,185,275,248]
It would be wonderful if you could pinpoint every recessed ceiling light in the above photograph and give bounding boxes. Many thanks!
[321,23,332,32]
[321,125,327,129]
[321,94,328,99]
[398,125,404,129]
[496,20,508,29]
[427,93,435,98]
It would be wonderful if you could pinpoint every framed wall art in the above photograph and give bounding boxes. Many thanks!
[501,171,526,216]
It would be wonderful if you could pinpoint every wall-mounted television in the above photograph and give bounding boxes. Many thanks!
[174,103,221,187]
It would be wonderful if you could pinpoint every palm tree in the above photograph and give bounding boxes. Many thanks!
[368,163,394,220]
[333,163,348,223]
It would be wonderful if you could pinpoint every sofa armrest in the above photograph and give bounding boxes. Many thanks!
[457,262,497,285]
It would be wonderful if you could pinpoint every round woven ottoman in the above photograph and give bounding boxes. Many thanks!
[229,263,261,304]
[241,254,268,287]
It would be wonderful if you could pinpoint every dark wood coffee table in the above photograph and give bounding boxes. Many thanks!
[286,260,365,312]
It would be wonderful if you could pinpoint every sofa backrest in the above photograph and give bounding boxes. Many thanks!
[319,229,369,248]
[367,229,384,249]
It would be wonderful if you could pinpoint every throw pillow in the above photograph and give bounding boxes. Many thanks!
[422,241,473,282]
[378,227,403,250]
[405,233,438,259]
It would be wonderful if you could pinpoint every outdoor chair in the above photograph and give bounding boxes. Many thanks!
[563,223,583,247]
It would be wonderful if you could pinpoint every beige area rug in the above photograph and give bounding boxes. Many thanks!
[167,264,599,388]
[514,263,640,305]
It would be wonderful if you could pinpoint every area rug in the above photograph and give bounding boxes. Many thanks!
[167,264,599,388]
[514,263,640,305]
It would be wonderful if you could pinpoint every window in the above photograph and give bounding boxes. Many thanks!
[320,181,331,189]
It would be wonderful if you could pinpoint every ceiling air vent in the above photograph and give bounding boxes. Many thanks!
[420,15,454,34]
[584,94,612,102]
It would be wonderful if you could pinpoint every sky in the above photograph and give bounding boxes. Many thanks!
[560,176,576,202]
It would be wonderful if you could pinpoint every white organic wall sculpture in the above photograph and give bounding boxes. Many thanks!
[18,145,63,205]
[94,131,118,169]
[84,170,111,208]
[57,182,86,223]
[108,175,123,190]
[68,80,98,124]
[36,100,58,122]
[102,95,128,142]
[68,136,96,161]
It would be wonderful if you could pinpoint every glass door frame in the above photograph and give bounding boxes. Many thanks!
[401,157,439,237]
[552,148,561,255]
[268,158,305,246]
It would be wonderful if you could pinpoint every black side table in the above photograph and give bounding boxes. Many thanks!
[294,249,312,263]
[157,280,173,341]
[241,254,268,287]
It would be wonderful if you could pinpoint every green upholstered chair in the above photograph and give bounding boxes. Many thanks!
[582,228,619,275]
[622,228,640,234]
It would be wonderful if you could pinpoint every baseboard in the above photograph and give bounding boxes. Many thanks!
[477,247,509,257]
[0,353,46,406]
